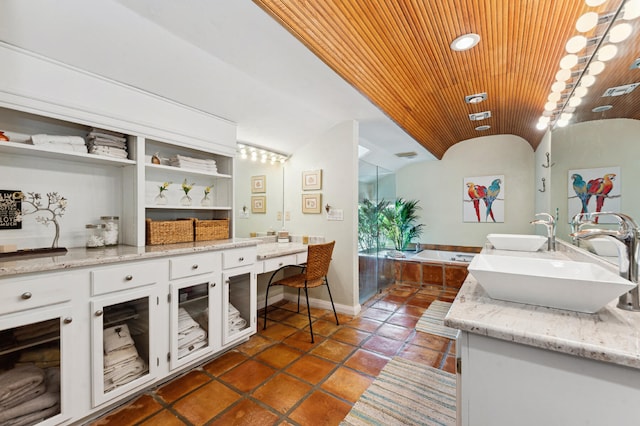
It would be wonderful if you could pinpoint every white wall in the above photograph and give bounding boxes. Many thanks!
[283,121,359,310]
[548,119,640,240]
[396,134,536,247]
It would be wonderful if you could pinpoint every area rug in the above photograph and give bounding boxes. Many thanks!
[341,357,456,426]
[415,301,459,340]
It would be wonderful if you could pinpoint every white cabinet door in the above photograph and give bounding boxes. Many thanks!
[90,287,161,408]
[0,304,74,426]
[221,265,256,346]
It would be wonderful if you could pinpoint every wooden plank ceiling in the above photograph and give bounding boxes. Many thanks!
[253,0,639,159]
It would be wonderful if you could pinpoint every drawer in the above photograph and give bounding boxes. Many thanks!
[296,251,308,264]
[91,261,165,296]
[0,274,71,316]
[222,248,255,270]
[170,252,218,280]
[263,254,297,274]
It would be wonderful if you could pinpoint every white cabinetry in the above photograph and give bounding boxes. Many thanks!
[168,252,222,370]
[221,247,257,346]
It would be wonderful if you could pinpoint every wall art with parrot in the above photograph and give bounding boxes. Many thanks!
[568,167,621,223]
[463,175,505,223]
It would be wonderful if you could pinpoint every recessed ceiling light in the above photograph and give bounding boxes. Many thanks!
[465,92,487,103]
[576,12,599,33]
[450,33,480,51]
[592,105,613,112]
[475,125,491,131]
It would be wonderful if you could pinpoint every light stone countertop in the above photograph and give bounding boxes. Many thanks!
[256,242,307,260]
[445,239,640,370]
[0,238,257,277]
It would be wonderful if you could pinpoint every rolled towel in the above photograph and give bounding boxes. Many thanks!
[30,134,85,145]
[103,324,135,353]
[0,365,46,410]
[104,345,138,369]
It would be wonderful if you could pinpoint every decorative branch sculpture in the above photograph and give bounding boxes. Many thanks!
[19,191,67,248]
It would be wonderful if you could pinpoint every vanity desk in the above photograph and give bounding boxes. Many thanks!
[446,240,640,426]
[256,242,308,274]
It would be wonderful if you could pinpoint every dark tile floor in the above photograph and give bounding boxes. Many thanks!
[92,283,459,425]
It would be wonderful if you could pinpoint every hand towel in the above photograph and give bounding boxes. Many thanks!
[104,345,139,368]
[103,324,135,353]
[0,365,46,409]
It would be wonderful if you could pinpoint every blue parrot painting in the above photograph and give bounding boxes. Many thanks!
[571,173,590,214]
[485,178,501,222]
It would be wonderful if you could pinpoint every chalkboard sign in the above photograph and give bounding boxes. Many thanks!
[0,190,22,229]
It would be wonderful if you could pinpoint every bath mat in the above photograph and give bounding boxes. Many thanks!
[341,357,456,426]
[415,301,460,340]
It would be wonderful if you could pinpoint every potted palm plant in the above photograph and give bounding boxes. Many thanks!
[380,198,425,252]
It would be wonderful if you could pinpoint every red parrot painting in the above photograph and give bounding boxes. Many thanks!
[464,175,504,223]
[568,168,620,223]
[466,182,488,222]
[587,173,616,223]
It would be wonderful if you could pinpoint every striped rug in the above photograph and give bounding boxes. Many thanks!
[415,301,459,340]
[341,357,456,426]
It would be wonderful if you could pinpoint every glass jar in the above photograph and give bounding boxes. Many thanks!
[86,224,105,248]
[101,216,119,246]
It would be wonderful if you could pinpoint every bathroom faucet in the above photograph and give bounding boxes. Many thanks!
[571,212,640,311]
[531,212,556,251]
[569,212,592,247]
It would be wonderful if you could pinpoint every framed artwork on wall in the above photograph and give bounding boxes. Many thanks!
[463,175,505,223]
[251,175,266,193]
[251,195,266,213]
[302,169,322,191]
[302,193,322,214]
[568,167,620,223]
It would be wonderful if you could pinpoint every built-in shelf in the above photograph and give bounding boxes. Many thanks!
[0,140,136,166]
[145,163,231,179]
[0,333,59,356]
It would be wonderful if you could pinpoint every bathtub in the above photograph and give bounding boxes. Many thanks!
[409,249,476,264]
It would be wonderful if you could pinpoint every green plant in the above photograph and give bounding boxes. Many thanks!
[358,198,389,252]
[380,198,425,251]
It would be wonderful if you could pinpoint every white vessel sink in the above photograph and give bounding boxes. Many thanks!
[468,254,636,313]
[583,237,619,257]
[487,233,547,252]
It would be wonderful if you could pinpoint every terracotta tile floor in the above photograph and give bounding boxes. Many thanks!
[92,283,459,426]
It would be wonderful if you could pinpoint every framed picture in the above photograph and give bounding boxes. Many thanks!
[463,175,505,223]
[251,175,266,193]
[302,169,322,191]
[0,190,22,229]
[302,193,322,214]
[251,195,266,213]
[568,167,620,223]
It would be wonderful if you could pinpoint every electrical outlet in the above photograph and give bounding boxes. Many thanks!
[285,211,291,221]
[277,211,282,220]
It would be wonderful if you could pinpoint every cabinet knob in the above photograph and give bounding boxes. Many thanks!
[95,310,103,317]
[125,275,133,281]
[21,292,32,300]
[210,282,216,287]
[278,262,283,266]
[239,257,244,262]
[192,264,199,269]
[63,317,73,324]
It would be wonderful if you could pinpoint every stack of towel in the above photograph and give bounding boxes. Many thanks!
[29,134,87,153]
[15,346,60,369]
[0,365,61,426]
[169,154,217,173]
[228,303,247,334]
[13,320,59,344]
[177,307,207,358]
[103,324,147,392]
[86,128,129,159]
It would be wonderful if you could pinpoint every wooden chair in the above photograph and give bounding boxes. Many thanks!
[263,241,338,343]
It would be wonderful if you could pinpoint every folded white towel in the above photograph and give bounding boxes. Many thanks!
[37,143,88,153]
[104,357,147,392]
[87,138,127,149]
[1,403,60,426]
[0,389,59,423]
[0,365,46,410]
[89,146,128,159]
[178,340,207,358]
[30,134,85,145]
[178,327,207,349]
[103,324,135,353]
[177,308,200,334]
[104,345,138,368]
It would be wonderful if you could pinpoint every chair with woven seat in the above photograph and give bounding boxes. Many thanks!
[263,240,338,343]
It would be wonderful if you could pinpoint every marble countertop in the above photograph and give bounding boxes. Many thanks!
[256,242,307,260]
[445,240,640,370]
[0,238,257,277]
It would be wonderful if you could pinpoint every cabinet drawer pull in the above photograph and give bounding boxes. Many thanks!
[64,317,73,324]
[210,282,216,287]
[95,310,103,317]
[192,264,199,269]
[125,275,133,281]
[21,292,32,300]
[278,262,284,266]
[239,256,245,262]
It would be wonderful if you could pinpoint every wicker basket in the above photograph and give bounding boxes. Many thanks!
[194,218,230,241]
[145,218,194,245]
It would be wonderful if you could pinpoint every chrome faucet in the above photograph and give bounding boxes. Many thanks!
[571,212,640,311]
[531,212,556,251]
